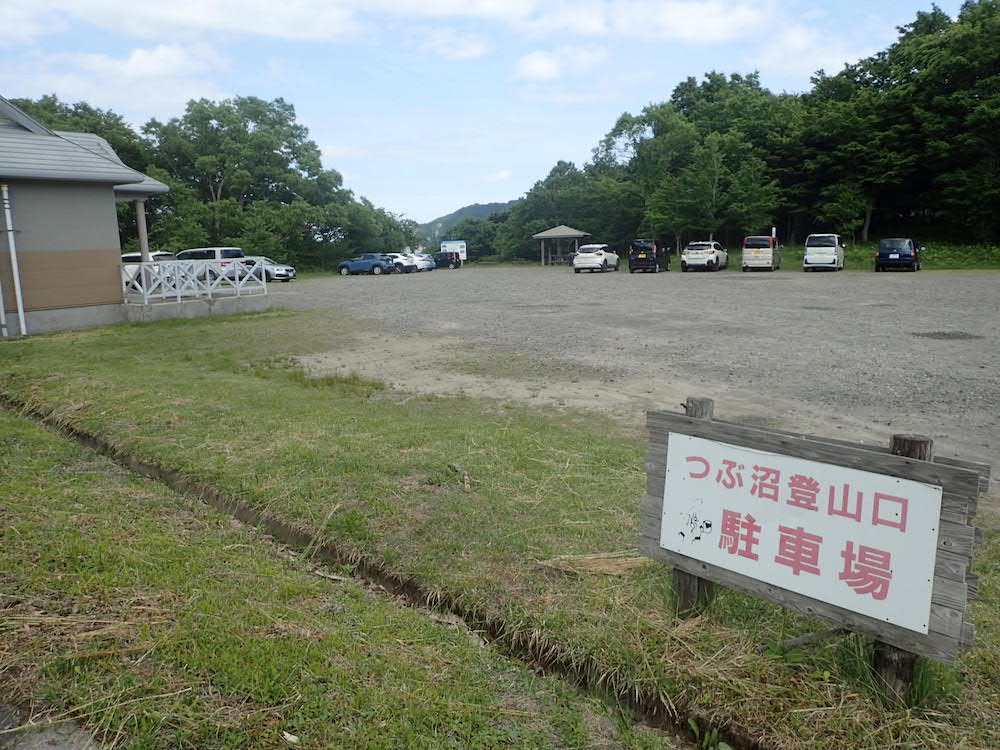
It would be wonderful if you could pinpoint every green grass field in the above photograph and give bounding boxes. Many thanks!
[1,310,997,749]
[0,411,677,750]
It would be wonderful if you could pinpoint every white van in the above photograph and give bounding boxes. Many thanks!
[803,234,845,271]
[742,236,781,271]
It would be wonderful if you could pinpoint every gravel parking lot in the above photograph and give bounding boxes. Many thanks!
[272,267,999,471]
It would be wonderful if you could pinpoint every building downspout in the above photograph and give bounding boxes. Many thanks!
[1,183,27,337]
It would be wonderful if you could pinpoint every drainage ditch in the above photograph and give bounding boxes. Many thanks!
[1,391,765,750]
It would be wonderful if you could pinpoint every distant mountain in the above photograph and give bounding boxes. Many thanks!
[418,200,519,244]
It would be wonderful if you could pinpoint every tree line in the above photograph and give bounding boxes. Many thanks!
[13,95,420,270]
[450,2,1000,260]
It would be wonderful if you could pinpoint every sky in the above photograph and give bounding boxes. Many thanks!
[1,1,967,224]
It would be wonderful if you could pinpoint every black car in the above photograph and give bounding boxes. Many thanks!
[627,239,668,273]
[434,251,463,269]
[875,238,923,272]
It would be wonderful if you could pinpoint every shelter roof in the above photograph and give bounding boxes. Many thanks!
[532,224,591,240]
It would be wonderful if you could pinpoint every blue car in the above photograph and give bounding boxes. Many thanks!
[337,253,395,276]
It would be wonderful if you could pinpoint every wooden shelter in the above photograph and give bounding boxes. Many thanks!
[532,225,590,266]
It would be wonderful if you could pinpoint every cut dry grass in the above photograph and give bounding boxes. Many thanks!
[1,310,997,749]
[0,411,677,749]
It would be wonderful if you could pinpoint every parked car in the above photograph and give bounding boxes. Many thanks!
[337,253,395,276]
[433,251,463,269]
[385,253,418,273]
[573,244,620,273]
[627,239,668,273]
[741,235,781,272]
[874,238,923,272]
[680,241,728,272]
[175,246,248,279]
[242,256,297,282]
[802,234,845,271]
[121,251,177,290]
[412,253,435,272]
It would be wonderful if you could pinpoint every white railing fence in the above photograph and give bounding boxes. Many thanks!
[122,259,267,304]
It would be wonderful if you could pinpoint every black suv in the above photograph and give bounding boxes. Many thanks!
[627,239,668,273]
[434,251,463,269]
[875,238,923,272]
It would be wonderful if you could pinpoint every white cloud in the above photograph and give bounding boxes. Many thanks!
[516,46,608,80]
[486,169,512,181]
[6,44,230,123]
[750,25,874,80]
[516,51,562,80]
[0,1,780,44]
[417,28,490,60]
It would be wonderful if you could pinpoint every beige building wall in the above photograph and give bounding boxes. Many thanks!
[1,180,123,313]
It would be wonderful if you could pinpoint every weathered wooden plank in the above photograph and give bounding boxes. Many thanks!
[967,572,979,601]
[961,621,976,648]
[647,411,992,486]
[934,455,991,491]
[638,534,960,663]
[645,414,982,497]
[933,548,969,583]
[931,574,968,612]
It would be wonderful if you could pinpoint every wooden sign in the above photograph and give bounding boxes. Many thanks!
[639,403,988,665]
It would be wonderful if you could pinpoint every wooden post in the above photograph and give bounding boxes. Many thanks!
[672,397,717,615]
[871,433,931,702]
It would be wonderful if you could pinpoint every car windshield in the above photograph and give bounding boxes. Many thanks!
[578,247,605,253]
[260,257,276,264]
[744,237,771,249]
[879,239,911,250]
[686,244,712,251]
[806,236,837,247]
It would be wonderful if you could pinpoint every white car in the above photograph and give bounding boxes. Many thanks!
[121,251,176,290]
[385,253,418,273]
[572,244,619,273]
[803,233,846,271]
[680,241,728,272]
[412,253,435,271]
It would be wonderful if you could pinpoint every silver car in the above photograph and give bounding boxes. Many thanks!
[243,256,297,282]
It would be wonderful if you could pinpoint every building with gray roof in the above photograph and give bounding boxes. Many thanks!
[0,95,168,337]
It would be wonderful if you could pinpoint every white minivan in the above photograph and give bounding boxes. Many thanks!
[742,236,781,271]
[803,234,846,271]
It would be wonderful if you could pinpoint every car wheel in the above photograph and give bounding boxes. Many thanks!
[601,261,608,272]
[574,268,581,273]
[372,265,383,275]
[448,262,456,269]
[653,265,659,273]
[681,264,688,272]
[339,267,349,276]
[629,267,635,273]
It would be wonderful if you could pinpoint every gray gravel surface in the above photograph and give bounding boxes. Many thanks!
[272,267,999,469]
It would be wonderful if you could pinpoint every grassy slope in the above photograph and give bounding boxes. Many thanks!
[0,311,996,749]
[0,411,675,750]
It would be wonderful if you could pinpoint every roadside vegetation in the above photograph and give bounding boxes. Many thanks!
[1,311,997,749]
[0,410,677,750]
